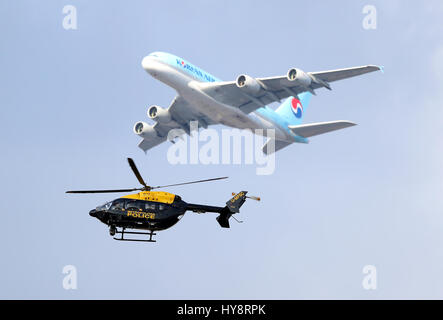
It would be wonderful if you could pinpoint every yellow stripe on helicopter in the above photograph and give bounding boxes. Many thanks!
[121,191,176,204]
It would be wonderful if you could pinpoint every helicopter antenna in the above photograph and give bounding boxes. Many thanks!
[231,215,244,224]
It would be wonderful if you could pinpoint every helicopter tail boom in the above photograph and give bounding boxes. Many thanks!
[186,191,258,228]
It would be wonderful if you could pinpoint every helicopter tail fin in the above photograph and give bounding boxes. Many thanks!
[217,191,249,228]
[226,191,248,213]
[216,211,232,228]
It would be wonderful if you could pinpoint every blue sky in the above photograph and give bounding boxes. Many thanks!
[1,0,443,299]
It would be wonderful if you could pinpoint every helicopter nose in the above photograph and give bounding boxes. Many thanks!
[89,209,97,217]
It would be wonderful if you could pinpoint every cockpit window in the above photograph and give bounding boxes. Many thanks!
[96,201,112,211]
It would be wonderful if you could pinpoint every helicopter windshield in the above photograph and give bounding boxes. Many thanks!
[96,201,112,211]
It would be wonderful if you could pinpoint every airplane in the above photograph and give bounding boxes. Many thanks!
[134,52,381,154]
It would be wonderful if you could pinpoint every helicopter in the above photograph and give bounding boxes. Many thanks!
[66,158,260,242]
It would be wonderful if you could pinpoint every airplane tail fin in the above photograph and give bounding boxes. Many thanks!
[275,92,312,125]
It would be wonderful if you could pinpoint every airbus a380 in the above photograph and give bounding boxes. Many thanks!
[134,52,381,154]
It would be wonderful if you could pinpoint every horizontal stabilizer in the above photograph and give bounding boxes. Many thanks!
[288,120,356,138]
[262,139,292,155]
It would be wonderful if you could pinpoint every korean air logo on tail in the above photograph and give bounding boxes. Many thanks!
[291,97,303,118]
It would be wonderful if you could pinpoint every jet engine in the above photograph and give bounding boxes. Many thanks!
[286,68,312,87]
[147,105,171,123]
[133,121,158,138]
[235,74,261,94]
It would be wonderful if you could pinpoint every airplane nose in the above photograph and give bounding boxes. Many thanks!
[89,209,97,217]
[141,56,155,73]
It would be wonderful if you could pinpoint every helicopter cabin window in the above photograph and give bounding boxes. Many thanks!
[110,199,126,211]
[158,204,165,211]
[145,202,156,211]
[125,200,144,211]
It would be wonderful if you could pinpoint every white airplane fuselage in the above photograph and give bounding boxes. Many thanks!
[141,54,292,142]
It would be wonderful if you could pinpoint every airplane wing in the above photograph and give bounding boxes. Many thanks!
[288,120,356,138]
[137,96,215,152]
[197,65,381,114]
[138,135,167,152]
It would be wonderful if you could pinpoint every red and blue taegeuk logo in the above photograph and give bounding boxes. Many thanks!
[291,97,303,118]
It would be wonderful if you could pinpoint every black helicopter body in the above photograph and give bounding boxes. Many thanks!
[67,158,259,242]
[89,190,249,234]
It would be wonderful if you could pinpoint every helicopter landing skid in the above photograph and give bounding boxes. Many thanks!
[113,228,156,242]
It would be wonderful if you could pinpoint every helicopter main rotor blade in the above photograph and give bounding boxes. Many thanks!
[66,188,142,194]
[127,158,148,188]
[151,176,228,190]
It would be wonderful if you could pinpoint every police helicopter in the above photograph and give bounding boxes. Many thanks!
[66,158,260,242]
